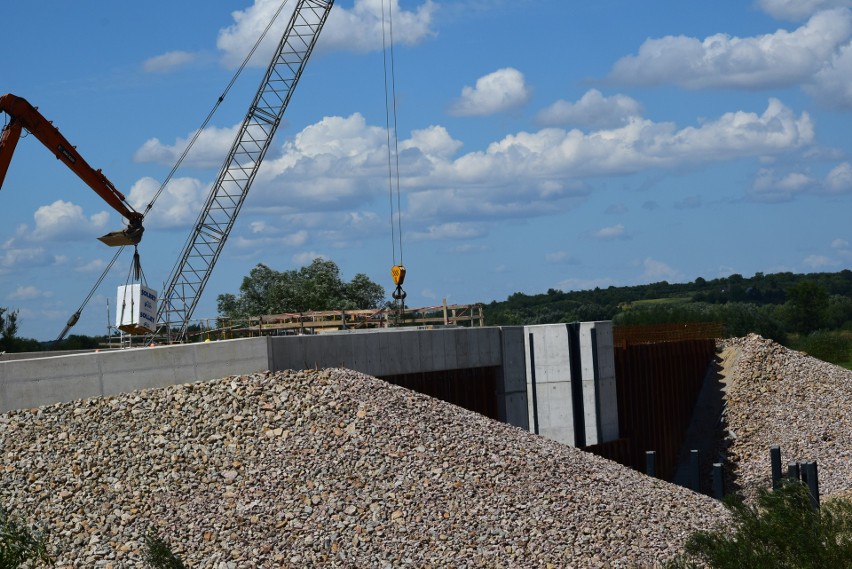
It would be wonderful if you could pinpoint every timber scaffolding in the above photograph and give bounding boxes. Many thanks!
[191,301,484,340]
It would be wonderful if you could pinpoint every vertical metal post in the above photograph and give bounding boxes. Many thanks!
[787,461,800,481]
[646,450,657,478]
[770,446,782,489]
[712,463,724,499]
[689,449,700,491]
[802,461,820,509]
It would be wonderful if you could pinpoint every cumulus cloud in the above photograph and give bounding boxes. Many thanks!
[608,9,852,89]
[216,0,436,67]
[641,257,683,282]
[807,41,852,109]
[536,90,642,129]
[128,177,206,229]
[133,124,238,168]
[448,68,532,116]
[824,162,852,193]
[130,98,814,238]
[30,200,110,242]
[291,251,326,266]
[594,224,626,240]
[757,0,852,21]
[545,251,579,264]
[803,254,838,268]
[143,51,196,73]
[410,222,485,241]
[232,230,309,251]
[0,245,51,272]
[750,168,814,202]
[7,285,51,301]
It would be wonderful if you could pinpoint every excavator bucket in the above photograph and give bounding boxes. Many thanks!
[98,229,139,247]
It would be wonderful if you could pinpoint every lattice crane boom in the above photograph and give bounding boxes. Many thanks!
[157,0,334,342]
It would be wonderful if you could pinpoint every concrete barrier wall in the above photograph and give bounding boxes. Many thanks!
[0,337,270,413]
[267,327,503,377]
[0,323,616,450]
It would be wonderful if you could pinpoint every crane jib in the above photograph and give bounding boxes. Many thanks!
[56,143,77,164]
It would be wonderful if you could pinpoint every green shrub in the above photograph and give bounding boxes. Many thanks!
[670,481,852,568]
[0,507,52,568]
[143,530,186,569]
[792,330,852,365]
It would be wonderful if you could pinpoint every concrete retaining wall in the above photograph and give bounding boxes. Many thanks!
[0,337,270,413]
[0,324,617,449]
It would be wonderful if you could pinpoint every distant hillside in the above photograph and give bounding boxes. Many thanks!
[484,270,852,347]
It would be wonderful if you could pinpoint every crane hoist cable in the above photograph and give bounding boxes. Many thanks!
[56,0,293,342]
[381,0,407,312]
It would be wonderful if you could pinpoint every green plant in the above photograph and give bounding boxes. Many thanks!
[143,530,185,569]
[791,330,852,365]
[669,480,852,568]
[0,506,52,568]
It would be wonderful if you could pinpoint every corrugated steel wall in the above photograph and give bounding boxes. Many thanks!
[380,367,500,421]
[586,337,717,481]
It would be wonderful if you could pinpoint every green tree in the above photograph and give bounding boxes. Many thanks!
[784,280,829,334]
[0,306,19,346]
[217,259,385,318]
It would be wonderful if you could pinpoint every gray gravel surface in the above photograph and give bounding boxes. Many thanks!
[1,368,728,568]
[723,334,852,502]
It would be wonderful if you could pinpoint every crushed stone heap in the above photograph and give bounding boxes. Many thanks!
[724,334,852,501]
[1,368,727,568]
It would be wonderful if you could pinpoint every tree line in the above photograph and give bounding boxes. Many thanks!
[4,266,852,357]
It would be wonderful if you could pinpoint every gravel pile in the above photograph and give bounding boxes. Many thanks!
[723,334,852,501]
[1,368,727,568]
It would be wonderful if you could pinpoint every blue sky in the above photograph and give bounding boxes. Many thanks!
[3,0,852,341]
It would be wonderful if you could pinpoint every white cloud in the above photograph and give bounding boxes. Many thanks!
[130,98,814,238]
[751,168,814,202]
[757,0,852,21]
[216,0,436,67]
[0,246,51,271]
[807,41,852,108]
[832,238,850,249]
[641,257,683,282]
[803,254,838,268]
[609,9,852,89]
[594,224,626,240]
[410,223,485,241]
[824,162,852,193]
[143,51,196,73]
[545,251,578,264]
[605,203,628,215]
[291,251,326,266]
[558,277,617,291]
[75,259,108,273]
[133,124,238,168]
[233,230,309,251]
[128,177,206,229]
[7,285,51,301]
[30,200,109,242]
[448,68,532,116]
[536,90,642,129]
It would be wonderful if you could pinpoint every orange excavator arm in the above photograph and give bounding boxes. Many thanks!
[0,93,143,246]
